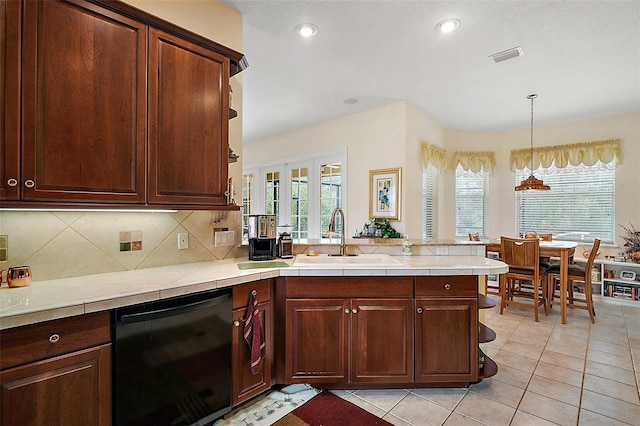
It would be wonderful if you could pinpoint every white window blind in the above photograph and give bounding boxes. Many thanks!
[422,164,438,240]
[516,162,615,243]
[455,165,488,237]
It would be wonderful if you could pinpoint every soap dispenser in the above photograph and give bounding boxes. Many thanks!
[402,235,413,256]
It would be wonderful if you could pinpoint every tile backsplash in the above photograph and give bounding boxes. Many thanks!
[0,210,246,282]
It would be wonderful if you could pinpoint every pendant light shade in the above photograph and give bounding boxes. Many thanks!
[515,94,550,191]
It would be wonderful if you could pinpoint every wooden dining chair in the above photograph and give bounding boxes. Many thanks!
[546,238,600,323]
[500,236,548,321]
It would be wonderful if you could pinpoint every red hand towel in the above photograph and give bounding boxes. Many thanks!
[243,290,265,375]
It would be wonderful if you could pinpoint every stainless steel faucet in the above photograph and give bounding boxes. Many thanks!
[328,207,347,256]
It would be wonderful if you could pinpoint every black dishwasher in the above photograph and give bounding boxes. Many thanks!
[113,288,232,426]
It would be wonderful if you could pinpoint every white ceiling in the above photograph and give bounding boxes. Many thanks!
[221,0,640,144]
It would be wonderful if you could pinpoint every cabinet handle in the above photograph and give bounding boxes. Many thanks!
[352,308,358,314]
[49,333,60,344]
[233,320,241,327]
[24,179,35,188]
[7,178,18,187]
[344,308,350,314]
[416,307,423,314]
[444,283,451,290]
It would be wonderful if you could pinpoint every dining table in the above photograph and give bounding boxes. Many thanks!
[485,239,578,324]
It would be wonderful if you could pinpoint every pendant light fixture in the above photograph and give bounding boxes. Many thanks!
[515,94,550,191]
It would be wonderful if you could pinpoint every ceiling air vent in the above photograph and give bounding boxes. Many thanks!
[489,46,524,63]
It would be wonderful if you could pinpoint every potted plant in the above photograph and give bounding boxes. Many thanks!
[619,223,640,263]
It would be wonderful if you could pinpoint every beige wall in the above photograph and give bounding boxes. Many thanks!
[245,102,639,251]
[0,1,245,282]
[444,111,639,248]
[244,102,418,237]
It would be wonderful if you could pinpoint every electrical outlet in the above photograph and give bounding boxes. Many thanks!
[178,233,189,250]
[435,246,449,255]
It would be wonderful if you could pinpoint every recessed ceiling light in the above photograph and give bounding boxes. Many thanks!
[436,18,460,34]
[296,23,317,37]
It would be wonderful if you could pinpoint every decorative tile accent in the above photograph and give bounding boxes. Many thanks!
[0,235,7,262]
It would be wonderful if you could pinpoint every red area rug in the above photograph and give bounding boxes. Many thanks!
[273,391,393,426]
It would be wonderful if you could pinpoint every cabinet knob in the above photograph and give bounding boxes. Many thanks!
[233,320,241,327]
[352,308,358,314]
[444,283,451,290]
[416,307,423,314]
[24,179,35,188]
[344,308,350,314]
[7,178,18,187]
[49,333,60,344]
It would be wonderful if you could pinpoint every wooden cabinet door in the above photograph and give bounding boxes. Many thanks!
[148,28,230,206]
[1,0,20,201]
[350,298,414,383]
[21,0,146,203]
[232,301,272,406]
[415,298,478,383]
[285,299,349,383]
[0,344,112,426]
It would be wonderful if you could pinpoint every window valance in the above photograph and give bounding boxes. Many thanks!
[510,139,622,171]
[421,142,447,171]
[451,151,496,173]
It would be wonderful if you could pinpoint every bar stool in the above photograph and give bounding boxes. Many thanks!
[546,239,600,324]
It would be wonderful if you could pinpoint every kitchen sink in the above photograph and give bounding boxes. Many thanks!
[293,253,402,267]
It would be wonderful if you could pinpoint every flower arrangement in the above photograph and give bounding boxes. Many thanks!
[619,222,640,263]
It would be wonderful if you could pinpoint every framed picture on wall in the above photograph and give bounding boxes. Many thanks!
[369,167,401,220]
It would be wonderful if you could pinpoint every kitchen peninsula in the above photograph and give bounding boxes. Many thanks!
[0,245,506,425]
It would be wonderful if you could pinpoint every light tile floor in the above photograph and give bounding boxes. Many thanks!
[328,299,640,425]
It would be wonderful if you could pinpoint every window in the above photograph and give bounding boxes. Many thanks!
[422,164,438,240]
[243,152,345,243]
[455,165,488,237]
[241,173,254,241]
[516,162,615,243]
[264,171,280,216]
[320,163,342,239]
[290,167,309,241]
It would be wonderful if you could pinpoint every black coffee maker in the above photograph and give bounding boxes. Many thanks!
[248,215,277,260]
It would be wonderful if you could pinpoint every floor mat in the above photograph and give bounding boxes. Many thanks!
[273,391,393,426]
[213,384,319,426]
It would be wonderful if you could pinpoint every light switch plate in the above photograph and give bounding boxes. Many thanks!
[435,246,449,255]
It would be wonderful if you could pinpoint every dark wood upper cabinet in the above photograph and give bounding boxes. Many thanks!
[1,0,246,208]
[1,0,21,201]
[148,29,229,205]
[20,0,147,203]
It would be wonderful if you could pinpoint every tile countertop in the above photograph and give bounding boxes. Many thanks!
[0,255,507,330]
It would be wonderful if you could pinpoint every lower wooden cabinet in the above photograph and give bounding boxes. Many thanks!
[415,276,478,384]
[0,312,112,426]
[285,298,414,384]
[0,345,112,426]
[280,277,415,385]
[232,280,273,406]
[415,298,476,383]
[279,275,484,387]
